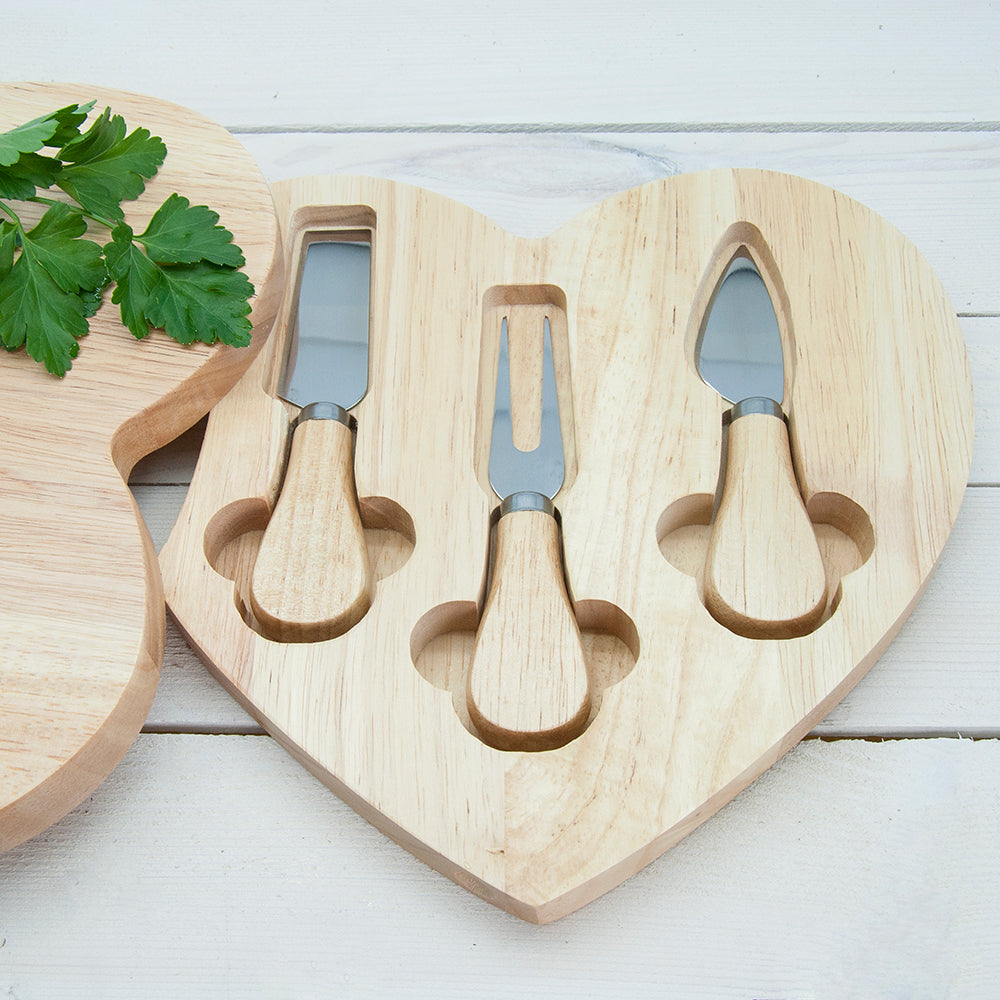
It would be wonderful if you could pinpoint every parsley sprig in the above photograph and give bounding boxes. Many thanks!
[0,101,254,376]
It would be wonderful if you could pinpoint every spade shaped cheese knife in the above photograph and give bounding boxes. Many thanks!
[696,255,827,638]
[466,316,591,751]
[249,238,373,642]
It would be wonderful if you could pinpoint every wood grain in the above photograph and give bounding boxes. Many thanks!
[703,410,828,638]
[4,3,997,127]
[249,415,373,641]
[0,83,282,852]
[160,171,973,921]
[467,507,591,751]
[139,483,1000,740]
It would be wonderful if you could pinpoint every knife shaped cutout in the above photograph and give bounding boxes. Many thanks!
[466,313,591,751]
[696,252,827,638]
[249,235,374,642]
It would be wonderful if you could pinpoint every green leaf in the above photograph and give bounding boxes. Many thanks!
[0,151,63,201]
[0,222,16,280]
[56,107,166,220]
[0,101,253,373]
[104,224,162,338]
[81,280,107,318]
[105,226,252,345]
[0,251,87,376]
[0,203,107,375]
[143,260,253,347]
[44,101,95,148]
[19,202,106,295]
[138,193,245,267]
[57,106,121,160]
[0,112,59,166]
[0,102,92,167]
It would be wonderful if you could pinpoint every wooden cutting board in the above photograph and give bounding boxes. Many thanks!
[0,84,282,851]
[161,171,973,922]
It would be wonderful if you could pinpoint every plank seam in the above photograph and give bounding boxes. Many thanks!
[141,725,268,737]
[809,733,1000,742]
[139,727,1000,741]
[227,122,1000,135]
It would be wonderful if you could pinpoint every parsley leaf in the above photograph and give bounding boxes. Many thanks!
[57,107,167,221]
[0,116,57,166]
[143,261,253,346]
[0,103,83,165]
[19,201,106,294]
[44,102,95,148]
[0,151,63,201]
[0,203,106,375]
[105,222,252,346]
[0,223,15,280]
[104,223,164,339]
[138,193,245,268]
[0,259,86,376]
[0,101,253,376]
[0,102,93,200]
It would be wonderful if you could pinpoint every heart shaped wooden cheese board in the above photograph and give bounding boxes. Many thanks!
[0,83,282,852]
[161,171,973,922]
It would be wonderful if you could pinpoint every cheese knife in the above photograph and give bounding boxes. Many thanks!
[249,237,373,642]
[696,254,827,638]
[466,315,590,751]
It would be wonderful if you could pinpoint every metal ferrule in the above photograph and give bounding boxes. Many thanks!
[499,491,556,518]
[294,401,355,430]
[478,492,567,616]
[727,396,786,424]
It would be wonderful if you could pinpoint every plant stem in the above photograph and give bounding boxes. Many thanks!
[0,201,22,228]
[27,195,117,231]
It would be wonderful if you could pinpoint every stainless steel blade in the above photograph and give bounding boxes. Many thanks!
[696,256,784,406]
[488,316,565,500]
[278,239,371,411]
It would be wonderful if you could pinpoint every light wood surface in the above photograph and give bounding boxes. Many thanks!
[0,83,282,852]
[468,507,592,751]
[703,410,829,637]
[159,169,973,921]
[249,415,373,641]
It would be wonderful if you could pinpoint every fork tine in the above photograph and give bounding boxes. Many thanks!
[538,316,563,470]
[488,315,565,500]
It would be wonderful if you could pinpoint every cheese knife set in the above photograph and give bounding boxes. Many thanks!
[1,87,974,923]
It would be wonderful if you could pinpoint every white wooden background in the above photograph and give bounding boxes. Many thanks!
[2,3,999,997]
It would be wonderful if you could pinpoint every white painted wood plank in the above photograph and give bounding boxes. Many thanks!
[966,319,999,485]
[128,417,206,486]
[1,734,996,997]
[152,617,263,734]
[817,488,1000,737]
[237,130,1000,313]
[4,1,998,127]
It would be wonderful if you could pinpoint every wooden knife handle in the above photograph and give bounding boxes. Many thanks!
[467,498,591,751]
[250,412,372,642]
[703,404,828,639]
